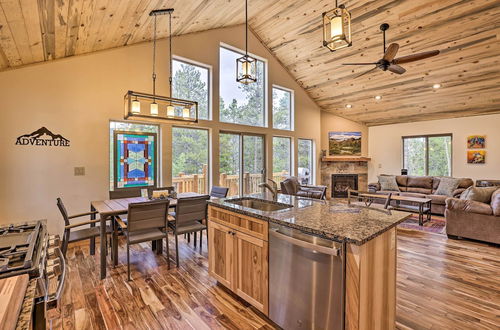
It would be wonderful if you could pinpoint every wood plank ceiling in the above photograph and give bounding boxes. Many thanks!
[0,0,499,126]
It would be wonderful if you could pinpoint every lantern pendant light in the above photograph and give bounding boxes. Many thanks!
[236,0,257,84]
[322,0,352,52]
[124,8,198,123]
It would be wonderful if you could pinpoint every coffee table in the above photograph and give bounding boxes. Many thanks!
[347,190,432,226]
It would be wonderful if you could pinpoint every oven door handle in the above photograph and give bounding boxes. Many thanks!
[46,247,66,309]
[270,229,341,256]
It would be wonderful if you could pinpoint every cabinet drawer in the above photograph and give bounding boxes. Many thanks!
[208,206,268,241]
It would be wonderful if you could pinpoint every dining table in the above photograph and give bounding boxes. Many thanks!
[90,192,205,279]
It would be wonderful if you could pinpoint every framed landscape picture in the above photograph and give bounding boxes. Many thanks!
[329,132,361,155]
[467,135,485,148]
[467,150,486,164]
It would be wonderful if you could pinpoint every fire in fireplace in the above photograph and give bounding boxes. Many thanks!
[332,174,358,198]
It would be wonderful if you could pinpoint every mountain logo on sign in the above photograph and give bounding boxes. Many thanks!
[16,127,70,147]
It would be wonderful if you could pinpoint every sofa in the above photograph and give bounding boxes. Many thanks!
[368,175,474,215]
[445,189,500,244]
[280,177,327,200]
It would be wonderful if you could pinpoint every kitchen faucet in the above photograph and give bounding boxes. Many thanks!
[258,179,278,201]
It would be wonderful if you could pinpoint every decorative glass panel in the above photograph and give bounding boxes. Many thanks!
[114,131,157,189]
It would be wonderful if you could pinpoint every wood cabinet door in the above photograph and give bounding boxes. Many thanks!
[234,230,269,315]
[208,220,234,289]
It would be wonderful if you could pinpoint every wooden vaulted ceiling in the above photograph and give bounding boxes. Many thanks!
[0,0,499,126]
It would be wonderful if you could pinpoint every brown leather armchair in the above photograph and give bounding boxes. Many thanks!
[445,189,500,244]
[280,177,327,200]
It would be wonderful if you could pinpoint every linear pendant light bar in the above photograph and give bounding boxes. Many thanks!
[124,8,198,123]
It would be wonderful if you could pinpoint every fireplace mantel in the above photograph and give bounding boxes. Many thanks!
[322,156,371,162]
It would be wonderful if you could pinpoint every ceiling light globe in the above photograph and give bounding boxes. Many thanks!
[345,104,352,109]
[433,83,441,89]
[375,95,382,100]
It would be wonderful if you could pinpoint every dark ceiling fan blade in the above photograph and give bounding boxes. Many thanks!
[342,63,378,65]
[355,66,379,79]
[392,50,440,64]
[387,64,406,74]
[383,43,399,62]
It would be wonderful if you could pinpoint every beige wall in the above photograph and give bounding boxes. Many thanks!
[0,25,321,234]
[320,111,369,156]
[368,114,500,183]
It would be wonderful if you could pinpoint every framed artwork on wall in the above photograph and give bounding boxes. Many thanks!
[467,150,485,164]
[114,131,157,190]
[329,131,361,156]
[467,135,485,149]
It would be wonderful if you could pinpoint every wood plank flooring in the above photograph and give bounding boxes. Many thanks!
[47,228,500,329]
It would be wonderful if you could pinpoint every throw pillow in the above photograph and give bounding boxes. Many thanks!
[460,186,497,203]
[378,175,400,191]
[434,177,460,196]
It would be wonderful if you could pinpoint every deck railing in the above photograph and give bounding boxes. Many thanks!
[172,165,289,196]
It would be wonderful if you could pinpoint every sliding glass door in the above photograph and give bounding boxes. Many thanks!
[219,132,265,197]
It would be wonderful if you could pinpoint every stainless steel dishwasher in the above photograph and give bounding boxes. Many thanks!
[269,223,345,330]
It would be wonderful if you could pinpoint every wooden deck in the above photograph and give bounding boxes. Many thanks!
[48,228,500,329]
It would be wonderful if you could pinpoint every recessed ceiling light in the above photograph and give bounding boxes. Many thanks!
[433,83,441,89]
[374,95,382,100]
[345,104,352,109]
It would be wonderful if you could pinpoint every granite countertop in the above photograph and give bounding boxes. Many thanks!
[16,279,37,330]
[208,193,411,245]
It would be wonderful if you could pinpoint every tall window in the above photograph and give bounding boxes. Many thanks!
[273,137,292,183]
[219,46,266,127]
[109,121,159,190]
[172,127,209,194]
[272,86,293,130]
[403,134,452,176]
[172,58,210,120]
[219,133,241,197]
[298,139,314,184]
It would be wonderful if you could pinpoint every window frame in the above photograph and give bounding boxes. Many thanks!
[272,85,294,131]
[402,133,453,176]
[297,138,315,185]
[171,125,211,194]
[172,55,213,121]
[218,42,268,128]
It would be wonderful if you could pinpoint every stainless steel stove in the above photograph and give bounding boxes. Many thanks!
[0,221,66,330]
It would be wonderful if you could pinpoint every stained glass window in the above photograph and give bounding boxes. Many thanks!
[114,131,157,189]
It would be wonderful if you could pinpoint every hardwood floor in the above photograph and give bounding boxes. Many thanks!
[48,228,500,329]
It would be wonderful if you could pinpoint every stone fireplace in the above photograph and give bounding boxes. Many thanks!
[320,156,370,199]
[331,174,358,198]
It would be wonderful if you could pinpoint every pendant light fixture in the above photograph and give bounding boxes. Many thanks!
[124,8,198,123]
[236,0,257,84]
[322,0,352,52]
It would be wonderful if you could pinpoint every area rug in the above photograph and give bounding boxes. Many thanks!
[398,214,446,234]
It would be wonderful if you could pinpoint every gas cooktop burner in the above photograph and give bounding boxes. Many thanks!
[0,221,44,277]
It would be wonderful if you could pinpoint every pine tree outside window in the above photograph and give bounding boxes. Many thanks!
[172,57,211,120]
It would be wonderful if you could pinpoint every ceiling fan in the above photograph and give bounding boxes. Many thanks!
[343,23,440,77]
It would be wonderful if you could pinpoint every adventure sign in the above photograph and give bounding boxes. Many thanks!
[16,127,70,147]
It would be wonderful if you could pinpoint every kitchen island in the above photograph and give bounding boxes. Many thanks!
[207,193,410,330]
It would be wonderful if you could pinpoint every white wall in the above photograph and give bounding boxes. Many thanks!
[0,25,321,234]
[368,114,500,183]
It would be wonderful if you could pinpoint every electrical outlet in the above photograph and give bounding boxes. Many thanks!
[378,163,382,169]
[74,167,85,176]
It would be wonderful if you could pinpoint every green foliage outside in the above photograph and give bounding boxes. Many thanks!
[172,127,208,176]
[219,61,265,127]
[403,136,451,176]
[172,61,209,120]
[273,88,291,130]
[273,137,291,175]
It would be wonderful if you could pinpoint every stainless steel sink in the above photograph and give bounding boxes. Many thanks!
[227,198,292,212]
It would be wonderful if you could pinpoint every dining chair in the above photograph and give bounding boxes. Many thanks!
[168,195,210,267]
[109,188,142,199]
[57,198,112,257]
[209,186,229,198]
[115,200,170,281]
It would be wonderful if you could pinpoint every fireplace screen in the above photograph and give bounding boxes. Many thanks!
[332,174,358,198]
